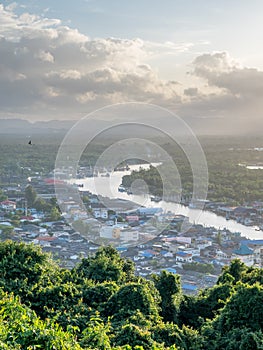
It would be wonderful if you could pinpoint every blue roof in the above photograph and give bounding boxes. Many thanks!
[116,247,128,252]
[160,250,169,255]
[233,244,253,255]
[141,251,153,258]
[182,284,197,291]
[193,257,205,263]
[165,268,177,274]
[241,240,263,245]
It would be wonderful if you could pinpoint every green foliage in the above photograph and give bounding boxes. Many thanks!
[216,283,263,332]
[113,323,155,350]
[183,262,215,274]
[0,241,262,349]
[121,137,263,205]
[152,322,203,350]
[0,241,59,300]
[34,197,51,212]
[0,291,83,349]
[75,245,135,283]
[152,271,182,323]
[82,281,119,310]
[105,280,160,323]
[178,282,233,329]
[0,189,7,201]
[49,206,62,221]
[25,184,37,207]
[80,313,112,349]
[217,259,247,284]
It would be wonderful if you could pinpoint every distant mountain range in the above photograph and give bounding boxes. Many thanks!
[0,117,261,142]
[0,119,74,135]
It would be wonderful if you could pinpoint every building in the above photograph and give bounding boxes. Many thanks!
[0,200,16,211]
[232,244,254,266]
[176,251,192,263]
[90,203,108,219]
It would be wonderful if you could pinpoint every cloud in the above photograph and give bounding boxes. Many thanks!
[184,87,198,96]
[192,51,263,99]
[0,5,262,135]
[177,51,263,133]
[0,5,182,119]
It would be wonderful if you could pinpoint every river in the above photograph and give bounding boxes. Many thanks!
[72,164,263,240]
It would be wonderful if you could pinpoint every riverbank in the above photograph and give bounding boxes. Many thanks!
[72,164,263,240]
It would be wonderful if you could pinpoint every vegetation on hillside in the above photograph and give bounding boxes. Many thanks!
[0,241,262,349]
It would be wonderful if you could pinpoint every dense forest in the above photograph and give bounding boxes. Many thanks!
[121,137,263,205]
[0,241,263,349]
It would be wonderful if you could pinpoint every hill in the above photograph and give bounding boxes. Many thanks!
[0,241,262,349]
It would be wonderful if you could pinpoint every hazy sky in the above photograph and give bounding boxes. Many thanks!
[0,0,263,133]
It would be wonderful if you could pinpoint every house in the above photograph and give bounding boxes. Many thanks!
[126,215,139,223]
[240,240,263,266]
[194,238,212,250]
[215,248,232,260]
[232,244,254,266]
[176,251,192,263]
[0,200,16,211]
[119,229,139,241]
[91,203,108,219]
[62,201,81,212]
[233,206,256,219]
[100,225,138,241]
[21,224,46,235]
[33,235,56,247]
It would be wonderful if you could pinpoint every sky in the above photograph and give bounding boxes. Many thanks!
[0,0,263,134]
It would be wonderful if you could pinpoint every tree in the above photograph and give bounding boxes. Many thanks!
[104,280,160,323]
[217,259,247,285]
[178,282,233,329]
[113,323,155,350]
[0,241,59,301]
[34,197,50,212]
[25,185,37,207]
[216,283,263,332]
[152,322,203,350]
[80,314,111,350]
[82,281,119,310]
[0,291,83,349]
[0,190,7,202]
[50,206,61,221]
[152,271,182,322]
[75,246,135,283]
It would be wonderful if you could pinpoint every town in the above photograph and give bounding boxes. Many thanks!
[1,164,263,295]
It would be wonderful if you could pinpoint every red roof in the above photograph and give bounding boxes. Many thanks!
[44,178,65,185]
[1,200,16,205]
[20,216,34,220]
[126,215,139,221]
[37,236,56,242]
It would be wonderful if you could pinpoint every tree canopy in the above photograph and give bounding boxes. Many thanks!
[0,241,262,349]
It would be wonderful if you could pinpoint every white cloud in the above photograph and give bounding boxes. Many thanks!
[35,50,54,63]
[0,4,262,134]
[0,5,182,119]
[192,51,263,99]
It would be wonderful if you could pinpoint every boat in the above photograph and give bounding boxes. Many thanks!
[118,185,126,193]
[150,196,161,202]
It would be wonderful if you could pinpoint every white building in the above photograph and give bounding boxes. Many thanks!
[100,225,138,241]
[0,200,16,211]
[176,251,192,263]
[93,208,108,219]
